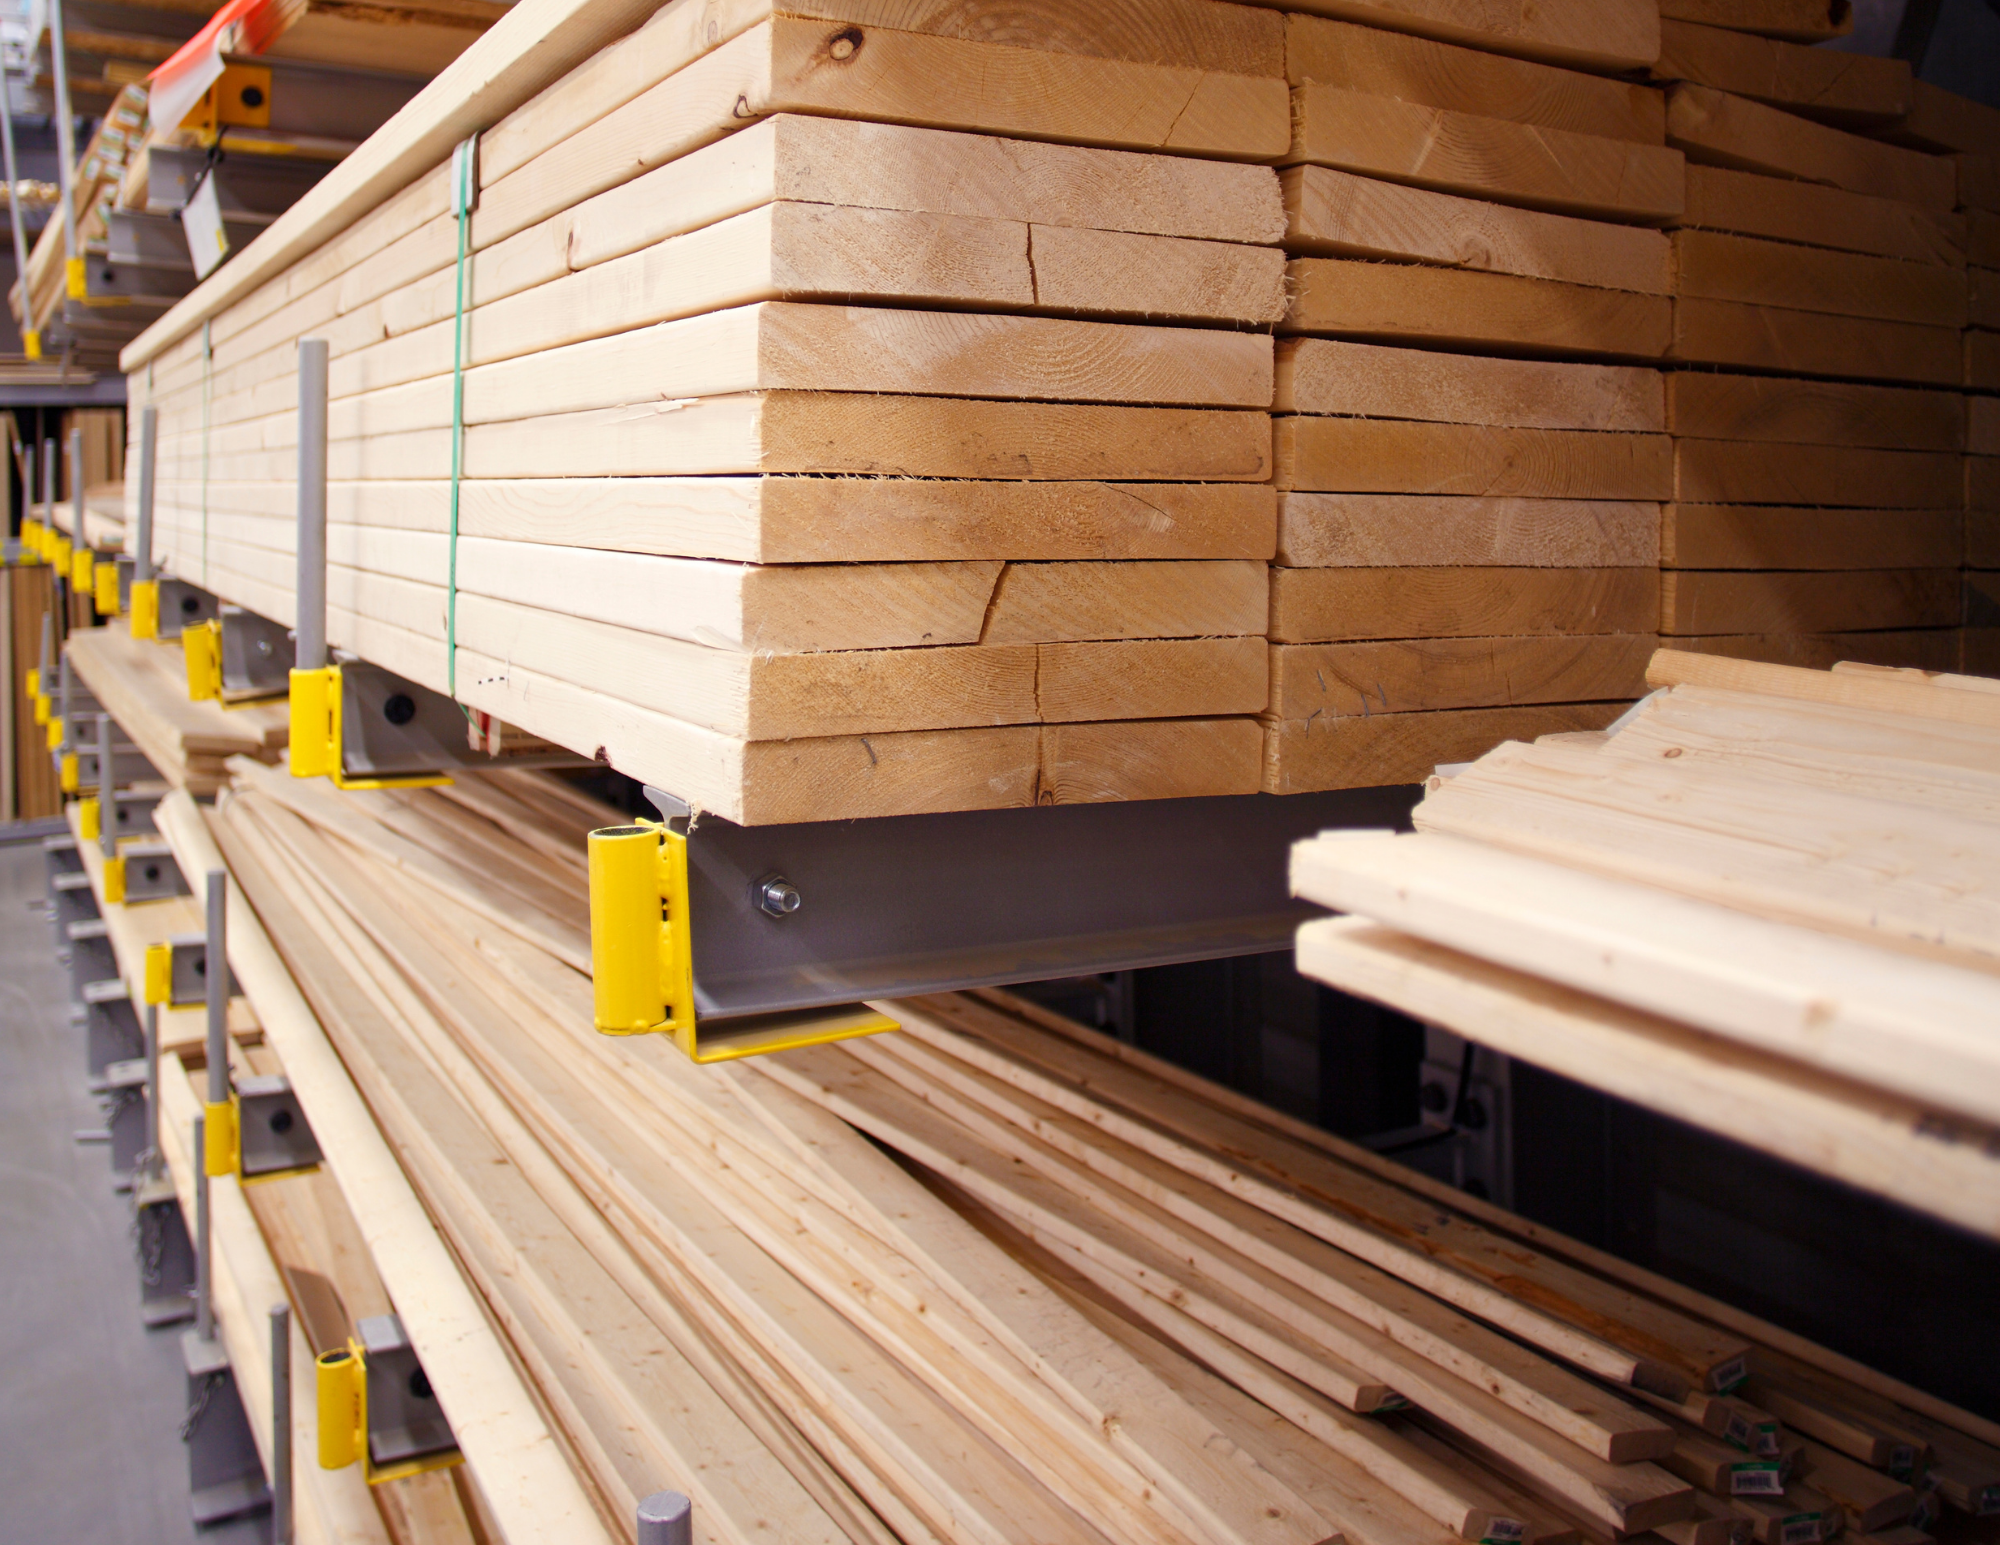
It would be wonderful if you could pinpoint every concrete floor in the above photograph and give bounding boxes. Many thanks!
[0,837,267,1544]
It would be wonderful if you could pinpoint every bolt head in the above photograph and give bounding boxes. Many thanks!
[757,879,801,918]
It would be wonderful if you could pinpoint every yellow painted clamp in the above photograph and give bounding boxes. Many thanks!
[65,256,86,301]
[78,796,100,843]
[50,535,71,574]
[204,1096,239,1176]
[316,1342,367,1470]
[130,579,159,640]
[95,562,119,615]
[288,665,341,779]
[103,855,126,904]
[185,619,223,702]
[589,820,695,1041]
[144,942,172,1006]
[71,548,94,591]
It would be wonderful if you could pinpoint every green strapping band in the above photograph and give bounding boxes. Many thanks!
[445,134,477,704]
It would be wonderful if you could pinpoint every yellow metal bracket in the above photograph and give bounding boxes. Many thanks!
[587,819,896,1063]
[71,547,94,592]
[23,328,39,362]
[183,63,273,139]
[50,533,71,573]
[287,663,450,789]
[104,854,126,904]
[65,255,85,301]
[314,1339,462,1484]
[20,517,41,554]
[204,1095,240,1177]
[95,561,119,615]
[130,579,160,640]
[185,618,223,702]
[78,795,100,843]
[144,941,173,1006]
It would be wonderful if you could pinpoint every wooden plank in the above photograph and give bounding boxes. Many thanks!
[1673,439,1963,506]
[1268,636,1654,718]
[1287,258,1673,359]
[1884,79,2000,157]
[1291,827,2000,1127]
[164,393,1276,483]
[1296,916,2000,1241]
[1671,230,1968,328]
[1231,0,1659,73]
[1678,164,1965,269]
[156,794,619,1545]
[1968,329,2000,391]
[1278,493,1659,568]
[1664,630,1962,672]
[1668,296,1963,384]
[1288,85,1685,223]
[1663,372,1965,450]
[1968,399,2000,457]
[1284,14,1665,142]
[1662,506,1964,569]
[1668,84,1956,212]
[153,476,1275,564]
[1277,339,1664,430]
[1658,0,1853,41]
[1276,419,1674,499]
[1968,267,2000,331]
[1661,569,1960,634]
[1969,513,2000,569]
[1270,567,1659,643]
[1265,704,1627,792]
[1650,18,1909,126]
[1282,166,1672,294]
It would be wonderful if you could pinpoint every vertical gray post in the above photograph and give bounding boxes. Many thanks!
[143,999,160,1181]
[21,443,32,535]
[36,608,50,696]
[0,75,32,349]
[95,712,114,858]
[637,1492,692,1545]
[270,1303,293,1545]
[193,1112,212,1342]
[294,340,328,672]
[134,407,157,584]
[41,435,53,520]
[56,650,73,754]
[206,869,228,1110]
[67,426,82,551]
[46,0,79,275]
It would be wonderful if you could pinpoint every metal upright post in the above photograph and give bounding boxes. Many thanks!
[206,867,229,1115]
[295,340,328,674]
[37,607,51,695]
[638,1492,693,1545]
[270,1303,292,1545]
[143,998,160,1180]
[135,407,157,584]
[41,435,53,524]
[68,426,83,554]
[193,1112,212,1342]
[21,441,32,533]
[56,649,73,758]
[0,66,37,359]
[95,711,115,856]
[46,0,79,289]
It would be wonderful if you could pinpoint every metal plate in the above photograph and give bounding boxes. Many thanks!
[682,787,1418,1020]
[220,605,293,696]
[154,578,220,639]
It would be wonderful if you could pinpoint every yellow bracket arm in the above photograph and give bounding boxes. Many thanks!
[144,942,172,1006]
[71,548,94,592]
[317,1342,367,1470]
[95,562,119,615]
[587,819,895,1063]
[78,795,100,842]
[287,663,449,789]
[130,579,160,640]
[205,1095,239,1177]
[185,618,223,702]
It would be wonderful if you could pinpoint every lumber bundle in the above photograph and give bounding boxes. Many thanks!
[1292,644,2000,1240]
[1265,6,1673,791]
[147,747,2000,1545]
[65,619,287,794]
[126,0,1317,822]
[1648,18,1995,675]
[3,562,62,820]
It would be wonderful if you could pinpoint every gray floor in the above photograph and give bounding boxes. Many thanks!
[0,837,268,1544]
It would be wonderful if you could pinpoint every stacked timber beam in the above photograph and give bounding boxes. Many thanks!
[129,1,1307,823]
[1650,3,1977,672]
[133,746,1999,1545]
[1258,0,1673,792]
[1292,644,2000,1242]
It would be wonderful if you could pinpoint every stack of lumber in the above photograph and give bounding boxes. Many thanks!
[1291,644,2000,1242]
[157,749,2000,1545]
[67,790,502,1544]
[123,0,1331,822]
[66,617,287,793]
[1259,0,1672,792]
[2,561,62,821]
[1649,7,1975,672]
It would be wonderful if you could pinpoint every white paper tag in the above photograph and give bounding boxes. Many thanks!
[180,166,229,281]
[1778,1516,1820,1545]
[1732,1464,1785,1496]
